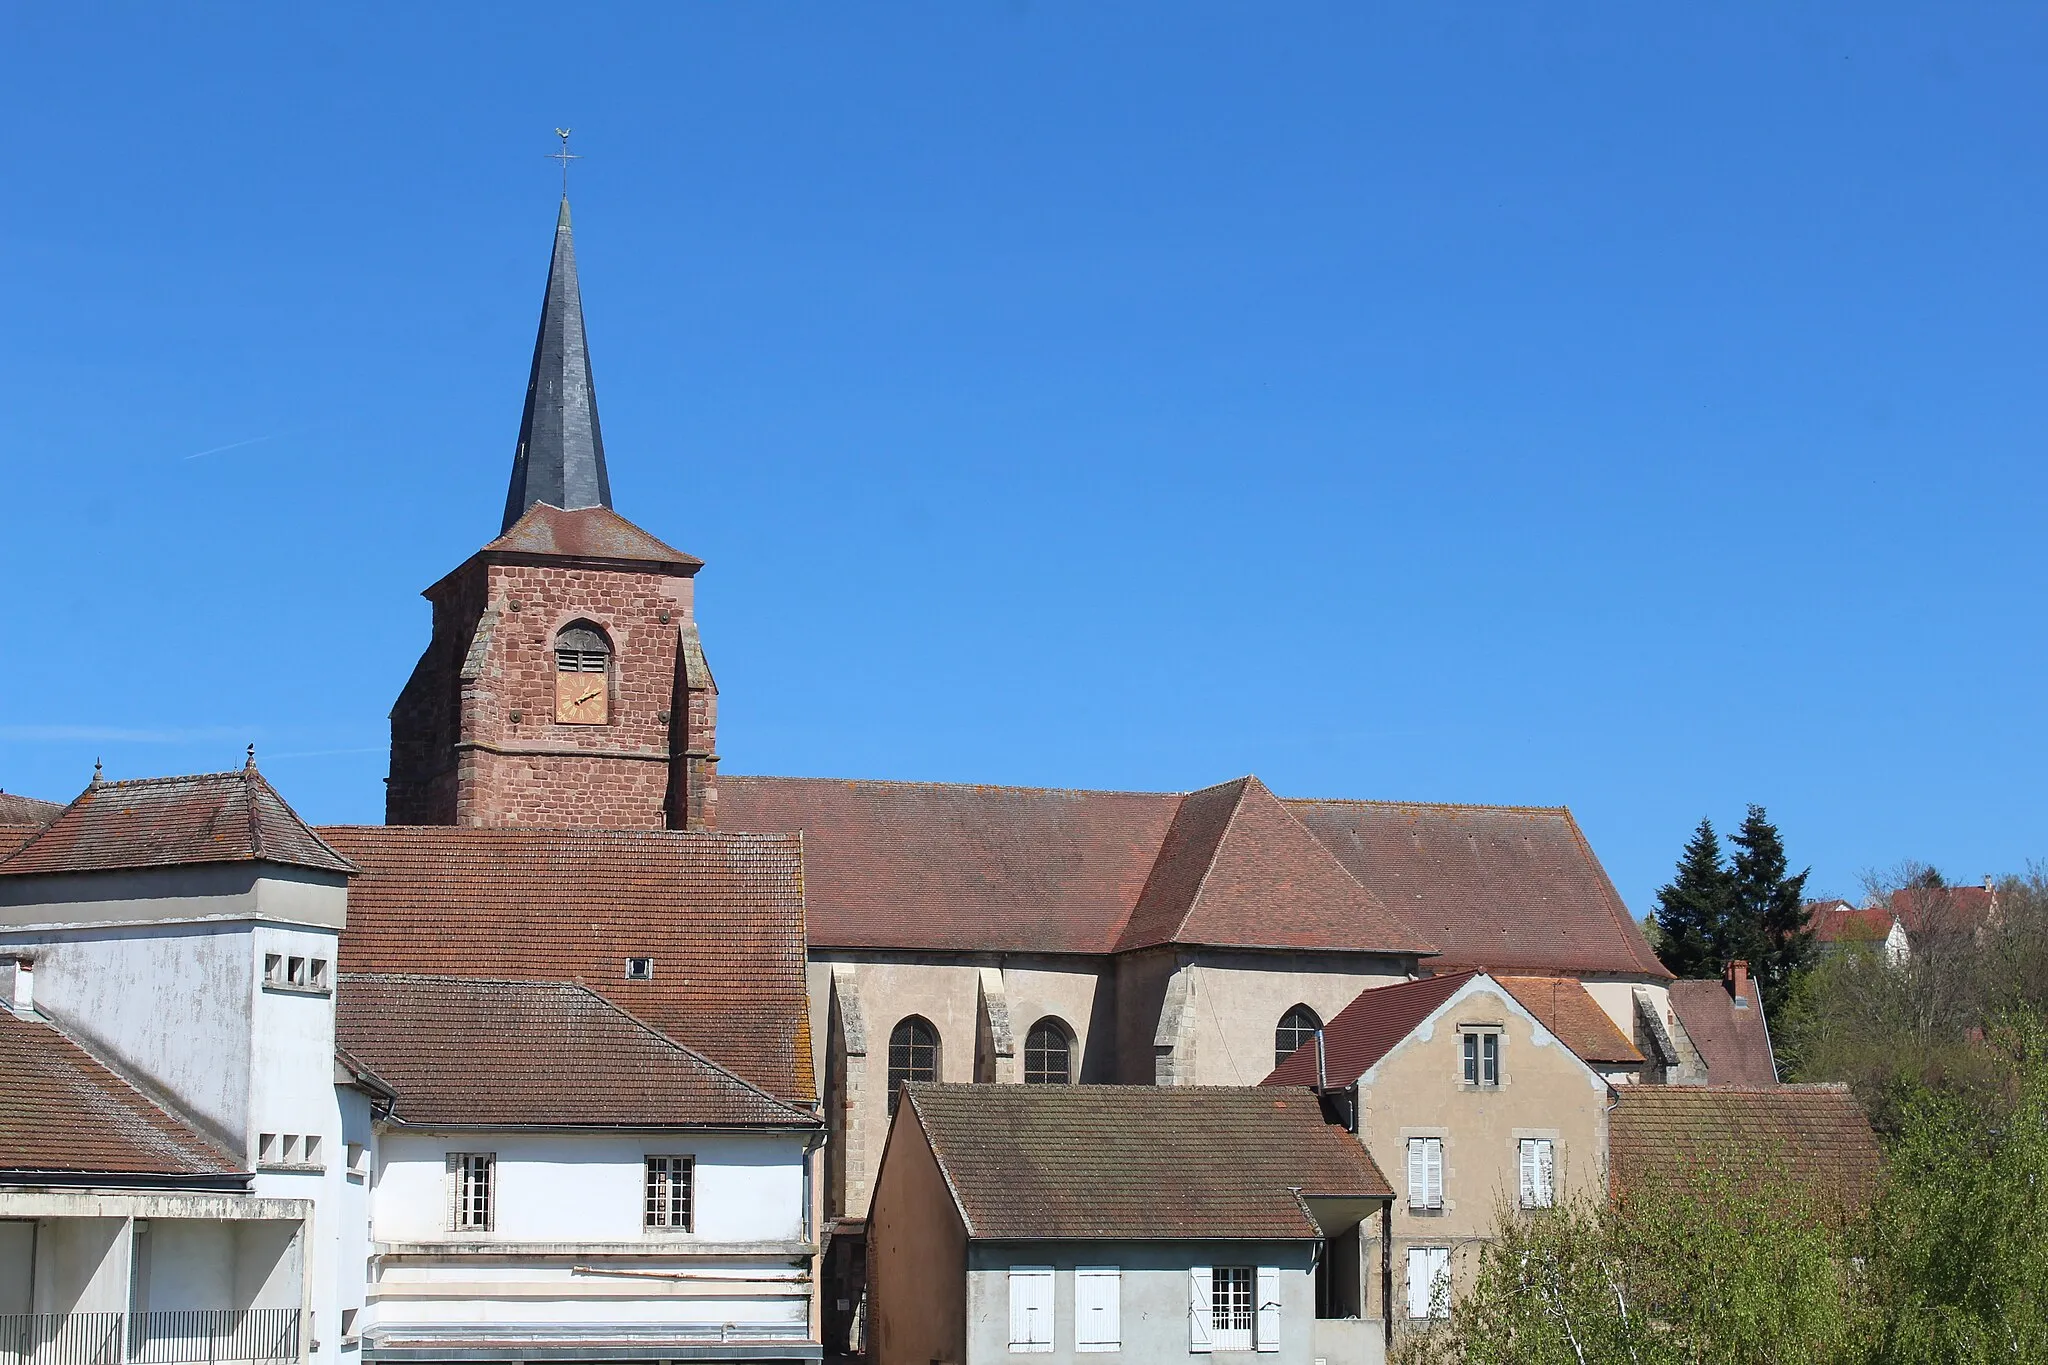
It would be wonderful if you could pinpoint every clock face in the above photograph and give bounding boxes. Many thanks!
[556,670,609,725]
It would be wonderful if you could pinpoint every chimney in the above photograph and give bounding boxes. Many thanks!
[1726,959,1751,1009]
[3,957,32,1016]
[1983,875,1994,892]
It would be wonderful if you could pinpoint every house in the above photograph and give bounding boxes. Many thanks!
[1805,900,1909,966]
[337,974,823,1362]
[1664,961,1779,1086]
[1609,1083,1884,1218]
[865,1084,1395,1365]
[0,763,365,1365]
[1263,972,1615,1332]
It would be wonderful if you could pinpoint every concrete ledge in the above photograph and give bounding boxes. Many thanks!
[374,1240,818,1259]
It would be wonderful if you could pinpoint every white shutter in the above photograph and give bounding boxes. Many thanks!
[1405,1249,1429,1319]
[1425,1138,1444,1210]
[1255,1266,1280,1352]
[1536,1140,1556,1208]
[1008,1268,1054,1352]
[1407,1139,1426,1208]
[445,1152,460,1231]
[1519,1140,1539,1208]
[1189,1267,1213,1353]
[1076,1267,1120,1353]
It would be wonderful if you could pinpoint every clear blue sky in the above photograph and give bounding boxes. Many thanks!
[5,5,2044,915]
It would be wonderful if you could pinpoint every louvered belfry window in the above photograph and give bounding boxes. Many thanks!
[555,624,610,673]
[645,1155,693,1230]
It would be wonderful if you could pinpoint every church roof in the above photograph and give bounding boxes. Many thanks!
[321,825,814,1107]
[484,501,702,570]
[0,1008,245,1182]
[717,775,1667,976]
[503,197,611,532]
[337,974,818,1129]
[0,766,356,879]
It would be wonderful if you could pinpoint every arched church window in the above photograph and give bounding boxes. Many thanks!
[1275,1005,1321,1069]
[888,1016,939,1117]
[1023,1018,1073,1085]
[554,622,611,725]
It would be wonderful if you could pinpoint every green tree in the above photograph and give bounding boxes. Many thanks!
[1652,817,1732,980]
[1728,803,1813,1014]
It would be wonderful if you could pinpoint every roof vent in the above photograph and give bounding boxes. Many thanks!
[625,957,654,981]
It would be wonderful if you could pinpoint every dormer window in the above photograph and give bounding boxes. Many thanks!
[554,623,611,725]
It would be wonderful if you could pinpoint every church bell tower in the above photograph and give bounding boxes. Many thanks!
[386,196,719,831]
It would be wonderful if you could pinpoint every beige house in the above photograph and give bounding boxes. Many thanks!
[1265,972,1620,1330]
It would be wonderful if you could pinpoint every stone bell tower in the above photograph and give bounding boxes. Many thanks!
[386,197,719,830]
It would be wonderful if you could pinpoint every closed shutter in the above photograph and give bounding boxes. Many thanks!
[1407,1139,1426,1208]
[1076,1268,1120,1353]
[1407,1248,1450,1318]
[1519,1139,1539,1207]
[1536,1140,1555,1208]
[1255,1266,1280,1353]
[1008,1267,1054,1352]
[1189,1267,1213,1353]
[445,1152,459,1231]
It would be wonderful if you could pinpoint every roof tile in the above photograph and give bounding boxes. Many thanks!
[1496,975,1644,1066]
[1609,1084,1883,1215]
[1668,978,1778,1086]
[1265,972,1479,1087]
[485,503,701,570]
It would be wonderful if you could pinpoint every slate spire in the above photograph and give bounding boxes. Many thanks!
[502,197,612,532]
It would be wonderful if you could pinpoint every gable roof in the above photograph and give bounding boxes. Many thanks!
[1609,1084,1883,1215]
[1286,799,1669,978]
[1668,978,1779,1086]
[1806,901,1900,946]
[1496,975,1645,1066]
[899,1083,1390,1240]
[0,1009,244,1182]
[1114,778,1434,955]
[0,793,60,826]
[718,775,1659,976]
[337,974,817,1129]
[1889,882,1996,937]
[321,825,814,1106]
[0,768,356,879]
[1263,971,1479,1088]
[483,502,701,571]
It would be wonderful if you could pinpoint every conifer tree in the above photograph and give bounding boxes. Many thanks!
[1728,803,1812,1014]
[1653,818,1732,980]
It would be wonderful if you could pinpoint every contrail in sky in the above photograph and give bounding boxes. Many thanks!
[182,433,279,461]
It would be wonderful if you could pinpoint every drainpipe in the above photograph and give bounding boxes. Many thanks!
[1380,1200,1394,1351]
[1314,1029,1328,1094]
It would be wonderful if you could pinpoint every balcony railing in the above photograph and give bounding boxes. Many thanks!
[0,1311,301,1365]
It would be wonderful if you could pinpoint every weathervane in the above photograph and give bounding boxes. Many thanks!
[547,128,581,197]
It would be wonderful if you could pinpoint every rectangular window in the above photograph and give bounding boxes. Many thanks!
[1462,1030,1500,1086]
[1007,1266,1054,1353]
[1211,1267,1255,1352]
[1407,1247,1451,1318]
[303,1135,322,1168]
[257,1132,278,1164]
[450,1152,494,1231]
[1520,1139,1556,1209]
[644,1155,694,1230]
[286,956,307,987]
[346,1142,367,1179]
[1075,1267,1120,1353]
[281,1134,301,1165]
[1406,1137,1444,1211]
[263,954,284,986]
[308,959,328,990]
[626,956,655,981]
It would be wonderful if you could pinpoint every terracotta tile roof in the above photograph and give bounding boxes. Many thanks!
[1264,972,1478,1088]
[0,830,36,861]
[1609,1084,1883,1215]
[0,1009,243,1180]
[899,1083,1390,1240]
[1115,777,1435,955]
[337,975,818,1128]
[484,503,702,570]
[1668,978,1778,1086]
[320,825,814,1106]
[717,776,1181,954]
[1496,975,1644,1066]
[1889,883,1995,937]
[1806,902,1899,946]
[1286,799,1670,978]
[0,793,60,826]
[0,768,356,879]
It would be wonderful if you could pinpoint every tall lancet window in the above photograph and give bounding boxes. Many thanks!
[554,622,611,725]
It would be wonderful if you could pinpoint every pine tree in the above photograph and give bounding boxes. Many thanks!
[1728,804,1812,1015]
[1653,818,1733,980]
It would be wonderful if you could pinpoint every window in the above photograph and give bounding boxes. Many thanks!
[1075,1267,1121,1352]
[888,1017,939,1117]
[1406,1248,1451,1319]
[282,1134,301,1165]
[1519,1139,1556,1209]
[1407,1137,1444,1211]
[345,1142,368,1180]
[264,954,283,986]
[645,1155,694,1230]
[1275,1005,1321,1068]
[307,959,328,990]
[302,1135,322,1167]
[554,622,611,725]
[1007,1266,1054,1353]
[287,956,308,987]
[1213,1267,1255,1351]
[257,1133,278,1164]
[1461,1029,1500,1087]
[625,956,655,981]
[449,1152,494,1230]
[1023,1018,1072,1085]
[1189,1266,1275,1353]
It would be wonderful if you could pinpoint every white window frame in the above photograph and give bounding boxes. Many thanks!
[644,1154,694,1230]
[1075,1266,1120,1353]
[1407,1136,1445,1211]
[1008,1266,1054,1353]
[449,1152,495,1231]
[1209,1265,1255,1352]
[1407,1246,1451,1319]
[1520,1138,1556,1209]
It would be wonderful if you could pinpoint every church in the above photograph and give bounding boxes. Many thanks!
[1,190,1722,1363]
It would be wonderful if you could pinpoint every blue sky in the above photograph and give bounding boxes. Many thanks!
[4,5,2044,914]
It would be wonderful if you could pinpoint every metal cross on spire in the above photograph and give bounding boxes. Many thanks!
[547,128,580,197]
